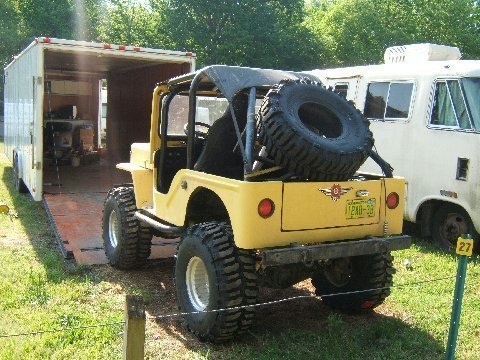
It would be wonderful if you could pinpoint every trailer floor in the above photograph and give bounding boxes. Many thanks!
[43,159,177,265]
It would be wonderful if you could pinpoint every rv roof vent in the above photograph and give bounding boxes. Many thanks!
[384,43,461,64]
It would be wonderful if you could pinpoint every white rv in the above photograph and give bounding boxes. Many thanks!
[310,44,479,250]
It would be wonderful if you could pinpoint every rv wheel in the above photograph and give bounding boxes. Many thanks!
[431,204,477,251]
[259,79,373,181]
[102,187,152,269]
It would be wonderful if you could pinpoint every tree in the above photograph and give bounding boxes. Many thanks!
[159,0,320,70]
[98,0,162,46]
[305,0,480,67]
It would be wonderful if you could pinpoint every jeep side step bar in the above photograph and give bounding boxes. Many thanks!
[135,210,185,237]
[261,235,412,267]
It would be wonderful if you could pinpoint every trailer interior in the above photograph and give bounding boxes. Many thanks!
[41,49,191,264]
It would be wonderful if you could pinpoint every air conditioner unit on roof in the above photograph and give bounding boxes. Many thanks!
[384,43,461,64]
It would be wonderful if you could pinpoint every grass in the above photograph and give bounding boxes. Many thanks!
[0,137,479,359]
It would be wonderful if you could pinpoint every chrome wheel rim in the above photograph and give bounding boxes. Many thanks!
[108,209,119,248]
[186,256,210,311]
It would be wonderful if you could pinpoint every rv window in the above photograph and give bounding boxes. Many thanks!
[364,82,413,120]
[385,83,413,118]
[431,79,477,130]
[334,83,349,98]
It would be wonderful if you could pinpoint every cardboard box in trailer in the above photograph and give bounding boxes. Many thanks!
[3,37,195,263]
[310,43,480,251]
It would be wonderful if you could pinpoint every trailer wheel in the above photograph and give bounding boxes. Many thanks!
[175,222,258,342]
[102,187,152,269]
[259,79,373,181]
[311,253,395,313]
[431,204,477,251]
[12,155,28,193]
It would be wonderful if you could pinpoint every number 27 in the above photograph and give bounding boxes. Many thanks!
[459,242,471,252]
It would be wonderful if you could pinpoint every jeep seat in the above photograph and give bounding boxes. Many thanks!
[194,95,247,179]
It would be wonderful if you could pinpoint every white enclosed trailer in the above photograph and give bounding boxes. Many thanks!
[3,37,195,263]
[4,37,195,200]
[310,44,480,250]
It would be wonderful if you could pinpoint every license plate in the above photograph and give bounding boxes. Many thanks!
[345,198,376,219]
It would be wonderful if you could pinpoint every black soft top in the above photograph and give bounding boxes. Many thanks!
[167,65,320,100]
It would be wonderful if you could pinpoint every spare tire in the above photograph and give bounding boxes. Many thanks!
[259,79,373,181]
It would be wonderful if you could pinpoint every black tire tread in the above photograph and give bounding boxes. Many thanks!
[312,252,395,313]
[177,222,258,342]
[259,79,373,181]
[102,187,152,269]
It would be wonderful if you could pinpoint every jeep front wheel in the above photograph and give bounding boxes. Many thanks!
[102,187,152,269]
[175,222,258,342]
[312,253,395,313]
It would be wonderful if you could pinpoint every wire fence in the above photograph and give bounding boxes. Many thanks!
[0,275,457,339]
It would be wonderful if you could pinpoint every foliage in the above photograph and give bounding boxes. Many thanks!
[97,0,163,47]
[159,0,320,70]
[305,0,480,67]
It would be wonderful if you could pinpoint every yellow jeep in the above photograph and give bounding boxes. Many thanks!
[102,66,411,342]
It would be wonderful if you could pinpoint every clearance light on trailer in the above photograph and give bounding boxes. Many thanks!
[42,38,51,43]
[258,198,275,218]
[104,43,111,49]
[119,45,126,50]
[134,47,141,52]
[186,52,193,56]
[386,192,399,209]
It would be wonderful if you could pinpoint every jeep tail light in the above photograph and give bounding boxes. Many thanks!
[386,192,399,209]
[258,198,275,218]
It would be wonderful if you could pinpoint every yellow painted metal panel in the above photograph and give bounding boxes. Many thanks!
[282,181,382,230]
[116,162,154,209]
[130,143,151,169]
[150,169,406,249]
[383,177,406,235]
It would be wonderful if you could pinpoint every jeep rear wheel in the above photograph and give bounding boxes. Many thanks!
[102,187,152,269]
[312,253,395,313]
[259,79,373,181]
[175,222,258,342]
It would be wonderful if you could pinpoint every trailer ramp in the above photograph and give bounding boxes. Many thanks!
[43,161,176,265]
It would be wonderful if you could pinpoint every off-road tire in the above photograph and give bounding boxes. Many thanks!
[431,204,477,251]
[175,222,258,342]
[13,155,28,193]
[102,187,152,269]
[312,253,395,313]
[259,79,373,181]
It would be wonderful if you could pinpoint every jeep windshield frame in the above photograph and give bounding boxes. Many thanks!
[163,66,319,179]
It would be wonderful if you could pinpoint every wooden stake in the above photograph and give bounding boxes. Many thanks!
[123,295,146,360]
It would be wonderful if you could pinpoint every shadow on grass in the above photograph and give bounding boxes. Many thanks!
[1,162,85,284]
